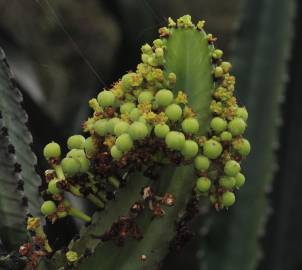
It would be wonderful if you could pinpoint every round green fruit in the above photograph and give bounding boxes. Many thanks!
[129,108,142,121]
[67,135,85,150]
[165,104,182,121]
[233,138,251,156]
[84,137,97,157]
[41,200,57,215]
[97,90,115,107]
[194,155,210,171]
[120,102,135,114]
[114,121,130,136]
[181,140,199,159]
[107,118,121,134]
[224,160,241,176]
[154,124,170,138]
[221,191,236,207]
[94,119,108,136]
[155,89,174,107]
[181,118,199,134]
[61,157,81,177]
[220,131,232,141]
[165,131,185,151]
[196,177,211,193]
[110,145,123,160]
[219,176,236,189]
[129,122,148,140]
[77,157,90,173]
[138,91,153,104]
[236,107,248,121]
[235,173,246,188]
[43,142,61,160]
[228,117,247,136]
[210,117,227,133]
[203,139,223,159]
[67,149,85,159]
[115,134,133,152]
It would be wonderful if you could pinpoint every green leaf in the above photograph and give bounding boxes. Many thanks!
[0,48,42,217]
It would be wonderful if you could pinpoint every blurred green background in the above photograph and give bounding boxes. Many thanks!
[0,0,301,269]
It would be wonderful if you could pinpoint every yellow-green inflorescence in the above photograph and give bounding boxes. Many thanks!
[40,14,250,223]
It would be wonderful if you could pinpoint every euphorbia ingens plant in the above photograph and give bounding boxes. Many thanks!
[19,15,250,269]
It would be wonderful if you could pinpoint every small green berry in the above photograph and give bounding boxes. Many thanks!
[115,134,133,152]
[153,38,164,48]
[138,116,147,124]
[41,200,57,215]
[67,135,85,150]
[129,108,142,121]
[194,155,210,171]
[235,173,245,188]
[221,61,232,73]
[138,91,153,104]
[108,118,121,134]
[203,139,223,159]
[67,149,85,159]
[165,104,182,121]
[120,102,136,114]
[181,140,199,159]
[114,121,130,136]
[219,176,236,189]
[121,73,134,90]
[61,157,81,177]
[224,160,241,176]
[155,47,164,58]
[214,66,224,78]
[84,137,97,157]
[228,117,247,135]
[165,131,185,151]
[212,49,223,59]
[155,89,174,107]
[48,179,61,194]
[77,157,90,173]
[221,191,236,207]
[141,54,149,63]
[154,124,170,138]
[97,90,115,107]
[220,131,232,141]
[141,43,152,54]
[210,117,227,133]
[168,72,176,84]
[181,118,199,134]
[43,142,61,160]
[110,145,123,160]
[94,119,109,136]
[196,177,211,193]
[236,107,248,121]
[233,138,251,156]
[129,122,148,140]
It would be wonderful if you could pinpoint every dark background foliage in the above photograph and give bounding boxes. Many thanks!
[0,0,301,269]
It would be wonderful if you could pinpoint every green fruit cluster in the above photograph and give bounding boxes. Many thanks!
[40,15,251,223]
[193,41,251,209]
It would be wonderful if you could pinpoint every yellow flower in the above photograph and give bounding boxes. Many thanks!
[175,91,188,104]
[27,217,41,231]
[138,103,152,114]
